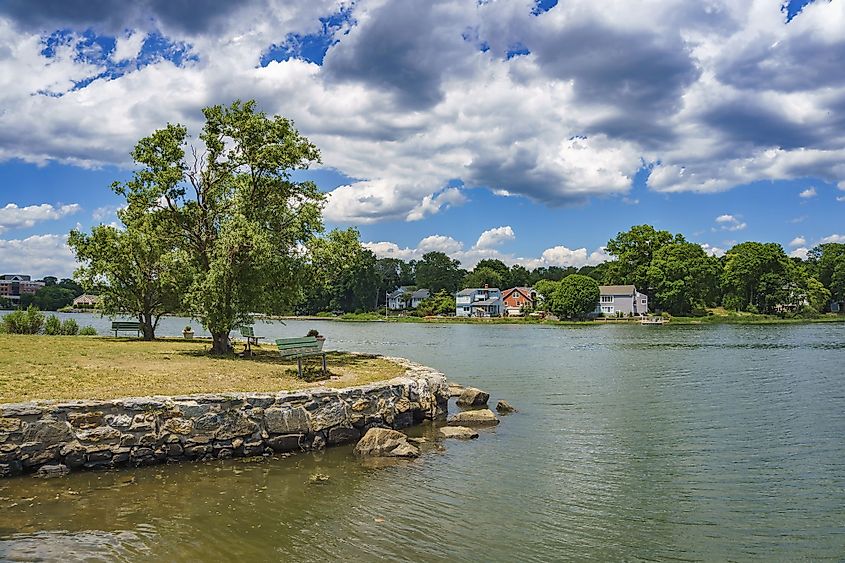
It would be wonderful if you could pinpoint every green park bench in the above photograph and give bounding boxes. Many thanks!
[239,325,265,356]
[111,321,142,337]
[276,336,327,378]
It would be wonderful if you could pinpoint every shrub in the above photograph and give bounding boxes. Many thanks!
[45,315,62,335]
[61,318,80,336]
[79,326,98,336]
[306,329,321,337]
[2,305,45,334]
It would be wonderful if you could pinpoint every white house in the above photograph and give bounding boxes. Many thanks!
[387,286,413,310]
[595,285,648,316]
[410,289,430,308]
[456,286,502,317]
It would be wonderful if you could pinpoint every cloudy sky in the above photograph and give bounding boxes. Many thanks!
[1,0,844,277]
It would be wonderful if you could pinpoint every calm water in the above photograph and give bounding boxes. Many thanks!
[1,314,844,561]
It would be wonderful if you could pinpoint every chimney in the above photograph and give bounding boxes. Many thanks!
[484,284,489,289]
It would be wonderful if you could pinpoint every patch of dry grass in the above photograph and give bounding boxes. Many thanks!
[0,335,405,403]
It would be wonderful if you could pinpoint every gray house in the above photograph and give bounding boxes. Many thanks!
[387,286,413,310]
[410,289,430,308]
[595,285,648,316]
[455,286,502,317]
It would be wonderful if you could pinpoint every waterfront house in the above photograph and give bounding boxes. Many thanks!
[502,287,537,316]
[455,286,502,317]
[73,294,99,309]
[387,286,413,310]
[0,274,44,304]
[595,285,648,316]
[410,289,430,308]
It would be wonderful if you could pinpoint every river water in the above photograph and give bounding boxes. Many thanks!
[1,314,844,561]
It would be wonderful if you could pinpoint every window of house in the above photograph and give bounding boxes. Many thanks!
[601,295,613,303]
[641,299,647,304]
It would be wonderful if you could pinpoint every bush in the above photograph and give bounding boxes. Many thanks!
[61,318,80,336]
[79,326,98,336]
[2,305,45,334]
[45,315,62,335]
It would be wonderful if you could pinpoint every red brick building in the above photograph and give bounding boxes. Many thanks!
[501,287,537,316]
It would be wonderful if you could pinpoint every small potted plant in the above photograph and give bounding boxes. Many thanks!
[306,329,325,343]
[182,325,194,339]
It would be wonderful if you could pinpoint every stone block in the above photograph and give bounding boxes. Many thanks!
[264,407,311,434]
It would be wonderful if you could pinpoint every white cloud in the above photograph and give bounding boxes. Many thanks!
[789,236,806,247]
[474,226,515,249]
[714,214,747,231]
[418,234,463,253]
[2,1,845,223]
[799,187,817,199]
[700,243,725,257]
[819,234,845,244]
[362,241,418,261]
[0,203,81,233]
[789,247,809,259]
[0,234,77,278]
[836,196,845,202]
[540,245,608,268]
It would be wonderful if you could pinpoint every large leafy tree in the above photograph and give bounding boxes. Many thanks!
[721,242,803,314]
[415,290,456,316]
[462,267,503,289]
[415,251,462,293]
[303,228,379,314]
[606,225,682,294]
[808,243,845,304]
[116,100,323,353]
[69,209,184,340]
[549,274,600,319]
[647,242,721,315]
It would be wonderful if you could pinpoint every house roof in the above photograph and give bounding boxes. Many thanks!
[599,285,637,295]
[456,288,476,296]
[387,286,414,299]
[471,298,501,306]
[503,287,535,299]
[411,289,430,299]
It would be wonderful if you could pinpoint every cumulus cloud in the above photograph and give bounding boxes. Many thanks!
[2,0,845,222]
[474,226,515,250]
[700,243,725,257]
[714,214,747,231]
[789,247,809,259]
[788,236,806,247]
[820,234,845,244]
[417,234,463,254]
[0,203,81,233]
[799,187,817,199]
[0,233,77,278]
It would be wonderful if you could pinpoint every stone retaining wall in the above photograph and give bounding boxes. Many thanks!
[0,357,448,478]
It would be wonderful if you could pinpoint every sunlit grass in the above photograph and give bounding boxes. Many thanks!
[0,335,404,403]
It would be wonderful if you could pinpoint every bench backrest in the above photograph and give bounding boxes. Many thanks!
[275,336,324,357]
[240,325,255,337]
[112,321,141,329]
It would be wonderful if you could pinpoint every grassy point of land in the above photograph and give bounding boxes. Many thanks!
[0,335,405,404]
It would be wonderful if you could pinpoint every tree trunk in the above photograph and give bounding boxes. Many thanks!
[211,331,231,355]
[140,313,155,340]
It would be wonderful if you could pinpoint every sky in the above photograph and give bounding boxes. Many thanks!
[1,0,844,278]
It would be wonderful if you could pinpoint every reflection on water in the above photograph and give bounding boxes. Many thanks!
[1,317,844,561]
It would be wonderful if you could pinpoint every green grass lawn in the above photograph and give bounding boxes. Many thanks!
[0,335,405,404]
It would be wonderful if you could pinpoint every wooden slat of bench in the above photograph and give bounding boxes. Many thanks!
[278,349,323,358]
[276,337,320,346]
[112,322,141,328]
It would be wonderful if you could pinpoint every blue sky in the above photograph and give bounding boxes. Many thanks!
[0,0,843,277]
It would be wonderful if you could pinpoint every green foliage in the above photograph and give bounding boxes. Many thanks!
[44,315,62,335]
[808,243,845,304]
[533,279,560,304]
[415,251,463,293]
[30,285,76,311]
[721,242,803,314]
[303,228,379,314]
[2,305,45,334]
[463,267,503,289]
[548,275,600,319]
[105,100,324,354]
[61,318,79,336]
[648,242,721,315]
[79,326,98,336]
[606,225,683,292]
[415,290,456,316]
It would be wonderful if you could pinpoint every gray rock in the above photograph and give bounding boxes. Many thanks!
[264,407,311,434]
[496,400,517,414]
[267,434,304,452]
[447,409,499,427]
[327,426,360,445]
[162,417,193,435]
[22,418,74,445]
[0,417,22,432]
[448,384,465,398]
[35,464,70,478]
[438,426,479,440]
[353,428,420,458]
[76,426,121,443]
[309,402,350,432]
[456,387,489,408]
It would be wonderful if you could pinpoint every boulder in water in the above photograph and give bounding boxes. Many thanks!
[439,426,479,440]
[496,400,517,414]
[353,428,420,458]
[456,387,489,407]
[447,409,499,427]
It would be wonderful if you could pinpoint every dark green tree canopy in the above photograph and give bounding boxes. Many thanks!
[415,251,462,293]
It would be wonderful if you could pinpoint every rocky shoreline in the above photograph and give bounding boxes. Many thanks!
[0,357,449,479]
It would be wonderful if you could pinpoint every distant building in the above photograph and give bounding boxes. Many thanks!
[456,286,502,317]
[595,285,648,316]
[0,274,45,304]
[502,287,537,316]
[387,287,413,310]
[410,289,430,308]
[73,294,99,308]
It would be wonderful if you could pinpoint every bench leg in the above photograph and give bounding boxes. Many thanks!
[297,357,303,378]
[322,353,327,376]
